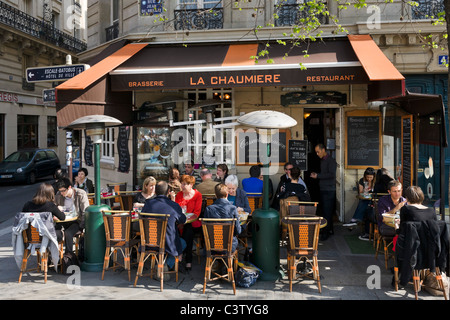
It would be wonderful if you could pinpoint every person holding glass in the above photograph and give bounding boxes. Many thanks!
[343,167,376,240]
[133,176,156,210]
[175,175,202,271]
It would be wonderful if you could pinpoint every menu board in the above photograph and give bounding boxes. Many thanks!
[236,129,289,165]
[401,115,413,189]
[84,134,93,167]
[288,140,308,171]
[117,126,130,173]
[345,110,381,169]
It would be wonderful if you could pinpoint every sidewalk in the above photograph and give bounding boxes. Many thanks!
[0,216,445,302]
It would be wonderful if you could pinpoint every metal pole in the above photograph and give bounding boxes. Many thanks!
[94,142,101,206]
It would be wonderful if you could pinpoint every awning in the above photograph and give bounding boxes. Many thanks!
[108,36,404,94]
[382,90,447,147]
[55,42,148,127]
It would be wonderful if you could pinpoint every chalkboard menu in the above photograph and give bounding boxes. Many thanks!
[288,140,308,171]
[117,126,130,173]
[236,129,290,165]
[345,110,381,169]
[84,134,93,167]
[401,115,413,189]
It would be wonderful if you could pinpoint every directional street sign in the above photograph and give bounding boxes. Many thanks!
[43,88,56,103]
[26,64,90,83]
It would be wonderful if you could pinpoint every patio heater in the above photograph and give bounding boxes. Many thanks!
[237,110,297,281]
[66,115,122,272]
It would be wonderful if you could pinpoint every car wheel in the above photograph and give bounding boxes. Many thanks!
[27,172,36,184]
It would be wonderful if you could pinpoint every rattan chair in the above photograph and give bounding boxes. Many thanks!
[134,213,174,291]
[373,201,396,269]
[118,191,138,211]
[246,193,262,213]
[101,210,139,281]
[107,182,127,210]
[393,220,448,300]
[284,216,323,293]
[18,225,50,283]
[200,218,238,295]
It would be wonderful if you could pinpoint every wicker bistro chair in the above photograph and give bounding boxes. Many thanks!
[200,218,239,295]
[19,225,50,283]
[393,220,449,300]
[101,210,139,281]
[283,215,323,293]
[278,199,319,242]
[134,213,177,292]
[246,193,262,214]
[373,201,396,270]
[107,182,127,210]
[118,191,138,211]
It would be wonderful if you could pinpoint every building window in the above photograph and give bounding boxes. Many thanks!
[101,127,115,163]
[184,89,234,167]
[274,0,329,26]
[17,115,38,149]
[22,54,35,91]
[47,116,57,147]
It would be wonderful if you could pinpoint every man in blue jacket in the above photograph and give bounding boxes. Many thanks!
[141,181,186,270]
[204,183,242,252]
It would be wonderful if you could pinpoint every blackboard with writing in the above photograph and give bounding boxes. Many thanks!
[236,129,289,165]
[346,112,381,168]
[117,126,130,173]
[402,115,413,189]
[288,140,308,171]
[84,134,93,167]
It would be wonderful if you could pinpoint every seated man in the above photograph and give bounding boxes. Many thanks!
[241,165,263,194]
[377,180,407,237]
[55,178,90,254]
[204,183,242,253]
[195,168,219,196]
[141,181,187,270]
[183,161,202,186]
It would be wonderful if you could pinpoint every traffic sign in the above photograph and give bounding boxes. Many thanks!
[26,64,89,83]
[43,88,55,102]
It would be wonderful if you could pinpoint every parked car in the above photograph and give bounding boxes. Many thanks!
[0,148,61,184]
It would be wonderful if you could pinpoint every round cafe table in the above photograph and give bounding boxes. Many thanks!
[55,215,78,223]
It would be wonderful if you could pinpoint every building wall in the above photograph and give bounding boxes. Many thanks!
[0,0,88,164]
[77,0,448,219]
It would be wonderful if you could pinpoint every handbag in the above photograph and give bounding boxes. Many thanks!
[423,270,449,296]
[235,261,262,288]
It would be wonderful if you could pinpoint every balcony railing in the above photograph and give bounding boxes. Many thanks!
[274,3,328,27]
[174,8,223,30]
[412,0,444,19]
[105,21,119,42]
[0,1,87,53]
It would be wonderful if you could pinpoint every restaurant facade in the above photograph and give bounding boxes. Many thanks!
[55,1,448,223]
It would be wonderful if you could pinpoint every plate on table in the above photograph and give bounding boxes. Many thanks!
[238,211,249,221]
[186,213,197,222]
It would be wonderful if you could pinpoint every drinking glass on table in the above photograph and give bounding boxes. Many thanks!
[181,206,187,215]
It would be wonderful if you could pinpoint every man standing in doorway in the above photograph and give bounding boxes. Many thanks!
[310,143,336,241]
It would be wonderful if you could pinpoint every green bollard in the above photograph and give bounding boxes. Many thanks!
[81,204,110,272]
[251,207,282,281]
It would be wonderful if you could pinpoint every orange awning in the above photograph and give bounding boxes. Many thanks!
[56,42,148,91]
[348,34,404,81]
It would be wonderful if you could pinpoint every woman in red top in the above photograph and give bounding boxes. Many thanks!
[175,175,202,270]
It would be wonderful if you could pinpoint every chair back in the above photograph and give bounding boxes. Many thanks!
[108,182,127,192]
[201,195,216,216]
[200,218,236,257]
[138,213,169,254]
[20,212,52,245]
[102,210,133,246]
[285,216,322,255]
[288,201,318,216]
[119,193,136,211]
[247,193,262,213]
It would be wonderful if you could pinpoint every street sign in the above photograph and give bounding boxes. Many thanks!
[26,64,89,83]
[43,88,55,102]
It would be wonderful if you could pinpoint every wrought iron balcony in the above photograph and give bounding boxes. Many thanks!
[105,21,119,42]
[274,3,328,27]
[174,8,223,30]
[411,0,444,19]
[0,1,87,53]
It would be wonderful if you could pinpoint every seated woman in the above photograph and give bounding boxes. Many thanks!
[133,176,156,209]
[394,186,437,288]
[175,175,203,271]
[73,168,94,194]
[22,183,66,243]
[225,174,251,214]
[343,167,376,240]
[275,166,310,204]
[214,163,229,184]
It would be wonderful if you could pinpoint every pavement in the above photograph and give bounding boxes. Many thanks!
[0,215,447,307]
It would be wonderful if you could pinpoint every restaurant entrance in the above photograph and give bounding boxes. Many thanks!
[303,108,339,221]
